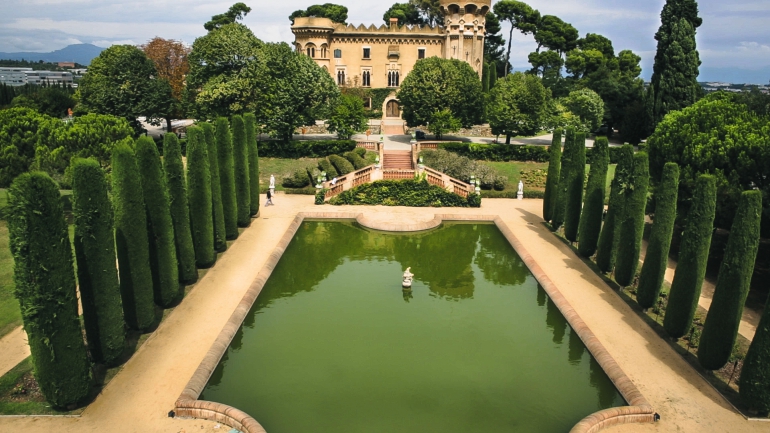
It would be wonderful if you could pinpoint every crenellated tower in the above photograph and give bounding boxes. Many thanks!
[439,0,491,77]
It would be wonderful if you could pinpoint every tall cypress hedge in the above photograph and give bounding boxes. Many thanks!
[741,292,770,412]
[216,117,238,240]
[7,172,91,407]
[135,136,180,308]
[72,159,125,366]
[552,127,576,229]
[231,115,251,227]
[245,113,260,217]
[112,142,156,331]
[664,174,717,339]
[595,145,634,274]
[577,136,608,256]
[699,190,761,370]
[614,152,650,286]
[543,130,562,222]
[637,163,680,309]
[564,131,586,243]
[186,126,216,268]
[202,122,227,252]
[163,133,197,284]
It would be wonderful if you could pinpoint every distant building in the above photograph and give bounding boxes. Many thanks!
[25,71,73,86]
[0,67,32,86]
[58,62,76,68]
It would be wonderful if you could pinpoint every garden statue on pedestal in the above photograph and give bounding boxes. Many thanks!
[518,180,524,200]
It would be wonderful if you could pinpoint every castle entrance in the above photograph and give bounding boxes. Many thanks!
[386,100,400,118]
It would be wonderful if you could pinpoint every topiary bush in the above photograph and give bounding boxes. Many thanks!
[577,136,608,257]
[257,140,356,158]
[201,122,227,252]
[7,172,92,407]
[543,130,562,222]
[245,113,260,217]
[315,188,327,205]
[740,291,770,412]
[354,147,367,157]
[329,154,355,175]
[282,169,311,188]
[318,158,338,179]
[595,145,634,274]
[163,133,197,284]
[614,152,650,287]
[564,131,586,242]
[186,126,216,268]
[72,158,125,366]
[344,151,368,170]
[329,179,473,207]
[231,115,251,227]
[216,117,238,240]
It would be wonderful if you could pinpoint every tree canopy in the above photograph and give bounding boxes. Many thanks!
[561,88,604,133]
[327,94,368,139]
[204,2,252,31]
[141,37,190,131]
[290,3,348,24]
[487,72,550,143]
[383,3,425,26]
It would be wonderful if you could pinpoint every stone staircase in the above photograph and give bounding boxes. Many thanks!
[383,150,413,170]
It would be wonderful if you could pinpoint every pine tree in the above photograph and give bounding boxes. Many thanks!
[186,126,216,268]
[72,159,125,366]
[202,122,227,252]
[637,163,679,309]
[216,117,238,240]
[231,115,251,227]
[543,129,562,222]
[614,152,650,286]
[699,190,761,370]
[577,136,609,257]
[163,133,197,284]
[595,145,634,273]
[552,127,575,229]
[111,142,156,331]
[663,174,716,339]
[135,136,180,308]
[7,172,92,407]
[564,131,586,243]
[741,292,770,413]
[245,113,260,217]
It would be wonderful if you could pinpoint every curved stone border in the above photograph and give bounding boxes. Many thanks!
[176,212,654,433]
[355,214,442,232]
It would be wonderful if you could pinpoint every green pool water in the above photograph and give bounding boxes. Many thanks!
[201,222,624,432]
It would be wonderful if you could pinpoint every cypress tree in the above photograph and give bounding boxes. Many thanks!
[231,115,251,227]
[637,163,680,309]
[202,122,227,252]
[614,152,650,286]
[482,62,490,93]
[577,136,609,257]
[112,142,156,331]
[186,126,216,268]
[216,117,238,240]
[489,61,498,88]
[135,136,180,308]
[542,129,562,222]
[163,133,197,284]
[663,174,717,339]
[741,292,770,413]
[595,145,634,273]
[564,131,586,242]
[72,159,125,366]
[7,172,92,408]
[245,113,260,217]
[699,190,761,370]
[552,127,576,230]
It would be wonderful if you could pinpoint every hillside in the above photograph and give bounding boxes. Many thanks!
[0,44,104,66]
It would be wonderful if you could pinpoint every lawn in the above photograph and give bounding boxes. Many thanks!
[258,152,379,191]
[484,162,616,196]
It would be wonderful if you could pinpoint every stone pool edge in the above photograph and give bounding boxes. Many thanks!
[174,212,655,433]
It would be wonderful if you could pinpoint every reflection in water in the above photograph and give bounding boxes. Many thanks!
[402,289,413,303]
[546,296,567,344]
[568,327,585,365]
[536,284,546,307]
[590,356,622,408]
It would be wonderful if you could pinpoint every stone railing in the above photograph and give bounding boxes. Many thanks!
[383,169,415,180]
[422,166,474,198]
[323,165,380,199]
[356,141,380,151]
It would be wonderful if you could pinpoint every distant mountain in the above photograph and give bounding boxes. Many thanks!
[0,44,104,66]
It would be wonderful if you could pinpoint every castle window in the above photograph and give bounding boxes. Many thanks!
[334,49,342,58]
[388,70,400,87]
[306,45,315,58]
[418,48,426,60]
[337,69,346,86]
[320,45,328,58]
[362,70,371,87]
[363,47,371,59]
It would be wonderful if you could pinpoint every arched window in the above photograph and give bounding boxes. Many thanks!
[388,70,400,87]
[337,70,346,86]
[320,45,328,58]
[306,45,316,58]
[362,70,371,87]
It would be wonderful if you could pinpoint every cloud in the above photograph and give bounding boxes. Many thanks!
[737,41,770,52]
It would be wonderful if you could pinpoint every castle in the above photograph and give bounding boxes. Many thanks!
[291,0,491,118]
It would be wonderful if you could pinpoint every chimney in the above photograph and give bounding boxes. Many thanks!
[389,17,399,29]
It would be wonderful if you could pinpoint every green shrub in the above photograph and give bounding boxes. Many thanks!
[329,179,472,207]
[282,169,311,188]
[111,142,156,331]
[315,188,327,205]
[664,174,717,339]
[614,152,650,286]
[699,190,761,370]
[438,142,550,162]
[329,154,355,175]
[740,292,770,412]
[543,130,562,222]
[216,117,238,240]
[419,149,499,186]
[637,163,680,309]
[201,122,227,252]
[7,172,92,407]
[231,115,251,227]
[257,140,356,158]
[354,147,367,157]
[587,145,634,165]
[186,126,216,268]
[245,113,260,217]
[467,192,482,207]
[481,189,545,199]
[595,145,634,273]
[306,166,321,187]
[72,159,125,366]
[344,151,368,170]
[163,133,197,284]
[564,131,586,242]
[318,158,338,179]
[552,127,576,229]
[577,136,608,257]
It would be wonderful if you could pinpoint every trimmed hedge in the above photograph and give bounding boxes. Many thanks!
[588,145,634,165]
[257,139,356,158]
[741,289,770,412]
[329,179,477,207]
[7,172,92,407]
[344,151,368,170]
[231,115,251,227]
[245,113,260,217]
[329,154,355,175]
[664,174,717,339]
[438,142,549,162]
[163,133,197,285]
[637,163,680,309]
[481,189,545,199]
[595,145,634,274]
[552,127,576,230]
[699,190,761,370]
[72,159,125,366]
[543,130,562,222]
[136,136,180,308]
[111,142,156,331]
[577,136,609,257]
[201,122,227,252]
[318,158,338,179]
[186,126,216,268]
[614,152,650,286]
[216,117,238,240]
[282,169,311,188]
[354,147,367,157]
[564,131,586,242]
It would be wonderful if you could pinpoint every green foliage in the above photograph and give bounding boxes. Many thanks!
[10,85,75,118]
[257,140,356,158]
[543,130,562,222]
[428,109,462,139]
[383,3,424,26]
[494,1,540,76]
[329,154,355,175]
[484,11,506,77]
[552,127,576,230]
[577,136,608,256]
[186,127,216,268]
[344,151,368,170]
[354,147,367,157]
[637,163,679,309]
[397,57,483,128]
[231,115,251,227]
[614,152,650,286]
[318,158,338,179]
[245,113,260,217]
[699,190,761,370]
[201,122,227,252]
[0,108,53,187]
[329,179,473,207]
[420,149,504,189]
[563,131,586,242]
[7,172,91,407]
[741,293,770,412]
[664,174,717,339]
[135,136,180,308]
[315,188,328,205]
[162,133,197,284]
[216,118,238,240]
[487,72,550,143]
[204,2,252,31]
[290,3,349,23]
[111,142,156,331]
[595,144,634,273]
[282,169,311,188]
[562,88,604,133]
[437,142,550,162]
[71,159,125,366]
[327,94,367,140]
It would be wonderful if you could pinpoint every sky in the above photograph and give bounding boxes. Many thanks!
[0,0,768,83]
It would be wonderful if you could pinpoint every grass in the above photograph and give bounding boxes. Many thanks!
[258,152,379,192]
[483,162,616,196]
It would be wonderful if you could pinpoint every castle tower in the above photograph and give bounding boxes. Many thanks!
[440,0,491,77]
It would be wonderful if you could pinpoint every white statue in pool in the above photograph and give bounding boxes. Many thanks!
[402,267,414,289]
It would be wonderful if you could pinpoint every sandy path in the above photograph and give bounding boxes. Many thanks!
[0,327,29,377]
